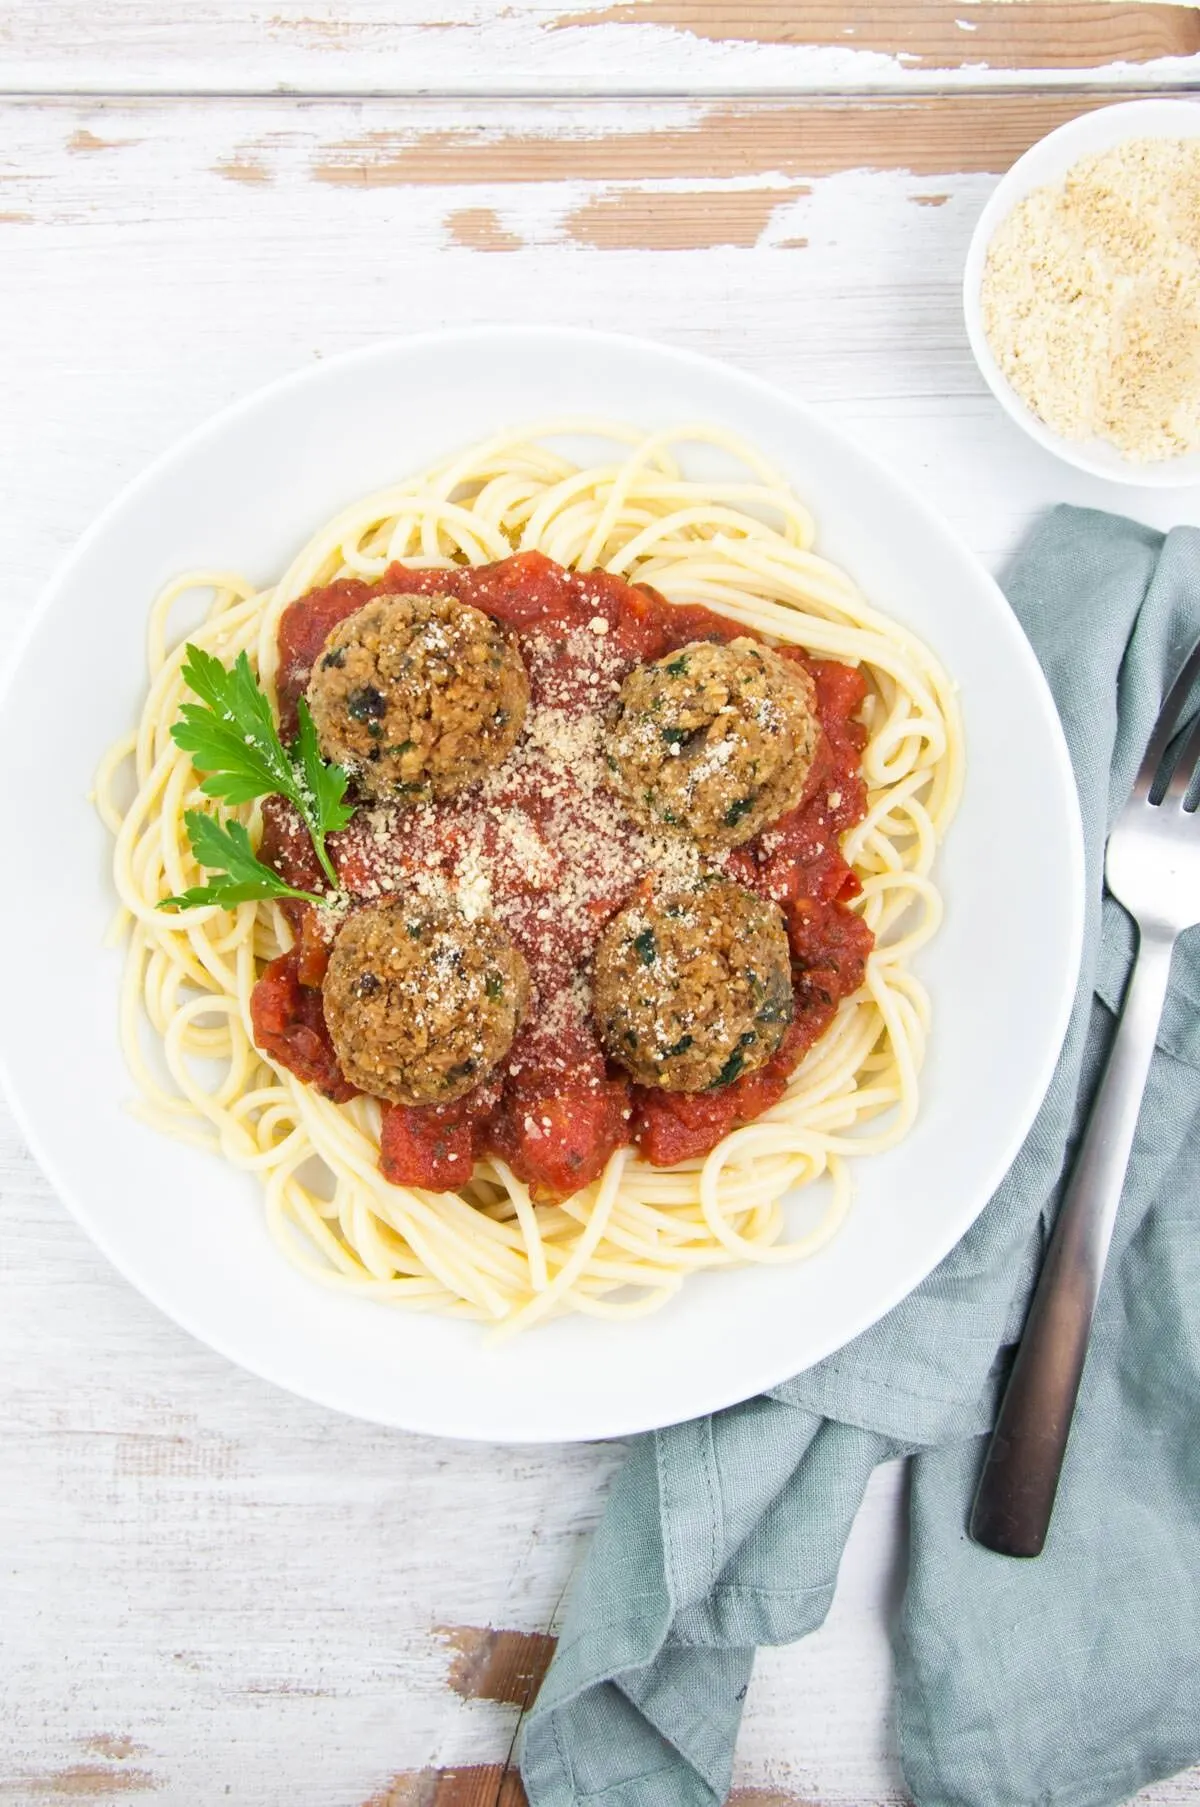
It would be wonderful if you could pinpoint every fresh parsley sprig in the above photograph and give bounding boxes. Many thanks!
[160,811,329,912]
[158,642,355,913]
[170,643,354,883]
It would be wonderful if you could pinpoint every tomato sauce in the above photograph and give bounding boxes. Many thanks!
[250,948,357,1103]
[253,551,874,1198]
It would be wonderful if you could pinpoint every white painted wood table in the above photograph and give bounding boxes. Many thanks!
[3,6,1200,1803]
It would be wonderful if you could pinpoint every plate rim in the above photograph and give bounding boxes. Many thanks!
[0,325,1086,1440]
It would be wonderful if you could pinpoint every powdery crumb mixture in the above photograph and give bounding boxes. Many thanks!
[981,136,1200,463]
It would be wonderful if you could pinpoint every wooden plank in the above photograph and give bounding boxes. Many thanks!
[304,92,1199,188]
[553,1,1200,68]
[3,0,1200,96]
[5,91,1200,253]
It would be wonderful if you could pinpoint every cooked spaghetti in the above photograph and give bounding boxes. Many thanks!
[95,423,962,1332]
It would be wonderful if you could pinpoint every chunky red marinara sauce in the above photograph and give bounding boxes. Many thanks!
[250,551,873,1198]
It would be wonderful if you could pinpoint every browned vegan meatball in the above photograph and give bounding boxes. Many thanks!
[592,879,793,1092]
[605,637,819,848]
[322,897,530,1106]
[306,592,529,802]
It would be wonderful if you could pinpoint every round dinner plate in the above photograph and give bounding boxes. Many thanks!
[0,328,1083,1442]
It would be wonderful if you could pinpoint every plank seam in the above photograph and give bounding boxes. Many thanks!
[1,79,1199,103]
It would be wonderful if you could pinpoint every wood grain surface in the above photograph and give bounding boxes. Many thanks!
[4,0,1200,95]
[306,93,1198,187]
[552,2,1200,67]
[3,4,1200,1805]
[5,91,1200,253]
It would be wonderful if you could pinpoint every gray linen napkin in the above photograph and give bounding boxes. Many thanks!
[521,507,1200,1807]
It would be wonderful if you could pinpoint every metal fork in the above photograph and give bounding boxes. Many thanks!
[970,632,1200,1558]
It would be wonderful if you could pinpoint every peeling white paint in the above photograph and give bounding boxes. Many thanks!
[2,0,1198,95]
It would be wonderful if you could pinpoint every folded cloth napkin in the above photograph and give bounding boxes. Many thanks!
[522,507,1200,1807]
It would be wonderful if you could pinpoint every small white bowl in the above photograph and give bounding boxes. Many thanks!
[963,97,1200,489]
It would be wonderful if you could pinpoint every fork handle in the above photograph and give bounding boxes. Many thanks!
[970,928,1175,1558]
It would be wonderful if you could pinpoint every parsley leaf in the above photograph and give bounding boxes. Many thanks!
[171,645,293,802]
[708,1046,746,1090]
[632,926,657,966]
[169,643,352,887]
[723,795,756,830]
[159,811,327,912]
[294,695,355,854]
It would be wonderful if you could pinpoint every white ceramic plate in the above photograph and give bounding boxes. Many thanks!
[963,97,1200,488]
[0,328,1083,1442]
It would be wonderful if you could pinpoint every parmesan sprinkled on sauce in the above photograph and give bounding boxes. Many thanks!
[314,618,716,1085]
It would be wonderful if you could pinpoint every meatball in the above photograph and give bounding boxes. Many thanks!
[322,897,529,1106]
[306,592,529,802]
[593,879,793,1093]
[606,637,819,848]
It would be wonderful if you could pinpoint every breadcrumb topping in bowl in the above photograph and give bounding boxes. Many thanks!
[982,138,1200,465]
[963,98,1200,487]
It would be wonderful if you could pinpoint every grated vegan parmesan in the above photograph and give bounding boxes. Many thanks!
[981,136,1200,463]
